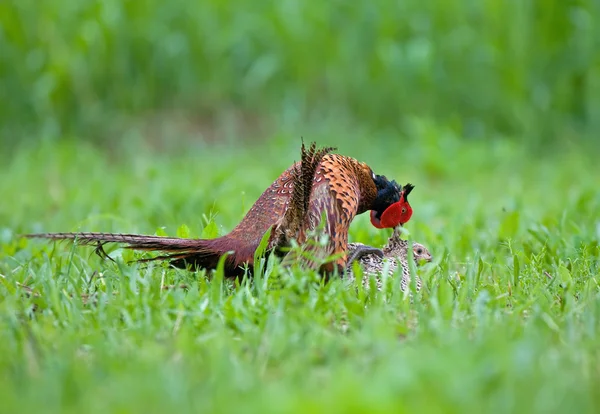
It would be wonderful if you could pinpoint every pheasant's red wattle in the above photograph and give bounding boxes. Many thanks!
[381,202,404,228]
[370,200,413,229]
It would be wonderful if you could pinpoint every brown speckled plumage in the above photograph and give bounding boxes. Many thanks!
[273,151,381,274]
[346,227,433,291]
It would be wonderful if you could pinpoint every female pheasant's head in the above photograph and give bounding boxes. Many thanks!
[370,176,414,229]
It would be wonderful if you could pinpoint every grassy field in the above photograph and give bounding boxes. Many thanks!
[1,132,599,413]
[1,0,600,411]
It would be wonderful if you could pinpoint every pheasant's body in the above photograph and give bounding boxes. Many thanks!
[346,229,432,291]
[24,143,412,278]
[270,151,382,274]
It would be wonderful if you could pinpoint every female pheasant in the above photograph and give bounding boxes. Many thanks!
[24,142,415,277]
[345,226,433,292]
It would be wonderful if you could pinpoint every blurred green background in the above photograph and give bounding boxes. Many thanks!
[1,0,598,151]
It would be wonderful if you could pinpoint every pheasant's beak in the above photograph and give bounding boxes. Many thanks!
[419,253,433,264]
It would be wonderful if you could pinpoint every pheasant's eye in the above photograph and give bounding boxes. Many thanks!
[402,207,407,214]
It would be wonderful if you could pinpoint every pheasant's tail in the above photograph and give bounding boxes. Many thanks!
[23,232,200,251]
[23,232,233,272]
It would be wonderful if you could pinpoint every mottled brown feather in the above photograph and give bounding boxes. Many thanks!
[283,153,378,274]
[270,141,336,251]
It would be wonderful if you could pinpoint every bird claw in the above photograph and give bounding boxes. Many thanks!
[346,245,384,268]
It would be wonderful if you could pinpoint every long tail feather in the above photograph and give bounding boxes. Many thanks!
[23,232,201,251]
[23,231,237,272]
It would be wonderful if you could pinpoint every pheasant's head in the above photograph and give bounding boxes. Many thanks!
[370,178,414,229]
[412,241,433,265]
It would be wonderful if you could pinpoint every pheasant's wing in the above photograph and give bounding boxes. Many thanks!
[299,155,365,273]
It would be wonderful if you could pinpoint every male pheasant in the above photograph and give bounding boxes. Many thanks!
[24,142,415,277]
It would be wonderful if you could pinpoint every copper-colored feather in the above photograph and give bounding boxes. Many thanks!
[269,140,336,252]
[271,148,383,275]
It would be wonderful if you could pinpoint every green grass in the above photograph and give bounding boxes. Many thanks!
[2,0,599,410]
[1,131,599,413]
